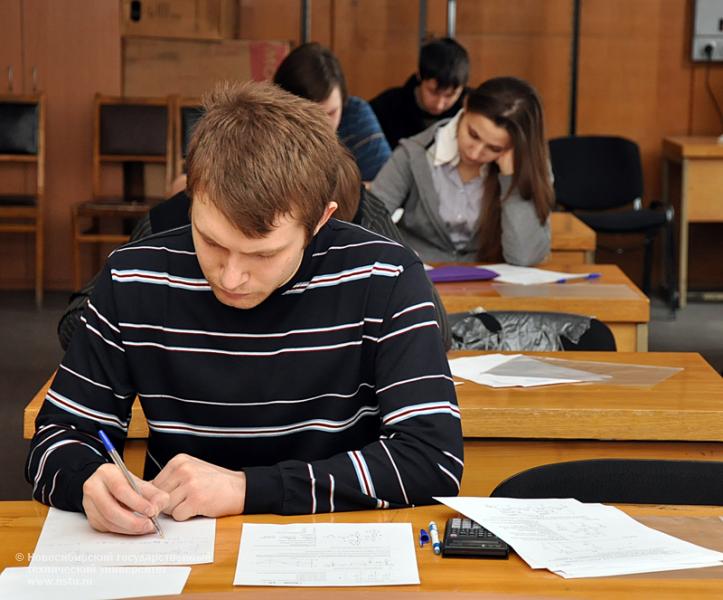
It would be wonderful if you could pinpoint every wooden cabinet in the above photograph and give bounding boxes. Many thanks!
[0,0,122,291]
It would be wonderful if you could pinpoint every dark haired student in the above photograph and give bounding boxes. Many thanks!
[28,82,463,534]
[274,42,391,182]
[370,77,553,265]
[370,37,470,149]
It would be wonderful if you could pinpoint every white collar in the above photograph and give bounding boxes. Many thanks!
[432,109,464,167]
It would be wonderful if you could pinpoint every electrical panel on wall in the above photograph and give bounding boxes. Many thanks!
[693,0,723,61]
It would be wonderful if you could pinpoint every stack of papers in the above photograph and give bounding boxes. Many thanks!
[436,497,723,579]
[0,508,216,599]
[448,353,609,388]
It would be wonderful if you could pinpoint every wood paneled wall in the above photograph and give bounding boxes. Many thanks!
[1,0,720,291]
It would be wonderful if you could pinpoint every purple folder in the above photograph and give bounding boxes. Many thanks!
[426,265,499,283]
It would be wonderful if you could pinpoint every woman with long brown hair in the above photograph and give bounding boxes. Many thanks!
[370,76,553,264]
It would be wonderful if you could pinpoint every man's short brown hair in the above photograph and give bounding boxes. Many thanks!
[187,81,342,241]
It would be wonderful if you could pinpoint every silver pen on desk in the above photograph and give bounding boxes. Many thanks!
[98,429,164,538]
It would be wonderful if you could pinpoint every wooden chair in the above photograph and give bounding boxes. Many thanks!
[0,93,45,306]
[72,94,173,289]
[173,97,203,179]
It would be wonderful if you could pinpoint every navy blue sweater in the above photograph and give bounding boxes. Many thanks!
[28,219,463,515]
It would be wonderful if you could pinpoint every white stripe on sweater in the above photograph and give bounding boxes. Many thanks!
[140,382,374,407]
[308,464,317,514]
[46,389,129,430]
[348,450,375,497]
[383,401,460,426]
[147,405,379,438]
[81,317,125,353]
[59,364,130,399]
[376,373,454,395]
[283,262,403,295]
[438,463,461,492]
[392,302,435,320]
[111,269,211,291]
[118,319,381,339]
[311,240,402,258]
[87,301,120,334]
[123,338,363,357]
[379,440,409,505]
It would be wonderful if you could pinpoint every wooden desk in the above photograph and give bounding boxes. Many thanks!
[3,501,723,598]
[549,212,596,264]
[453,351,723,441]
[436,263,649,351]
[25,352,721,485]
[662,136,723,308]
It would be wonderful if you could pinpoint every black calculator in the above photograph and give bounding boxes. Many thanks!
[442,516,510,559]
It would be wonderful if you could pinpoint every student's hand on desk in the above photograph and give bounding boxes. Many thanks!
[496,148,514,176]
[152,454,246,520]
[82,463,169,535]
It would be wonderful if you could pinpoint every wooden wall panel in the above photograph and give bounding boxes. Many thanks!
[3,0,122,291]
[238,0,332,47]
[332,0,420,100]
[455,0,572,139]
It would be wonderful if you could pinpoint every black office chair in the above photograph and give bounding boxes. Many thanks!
[449,311,617,352]
[491,459,723,505]
[549,136,678,312]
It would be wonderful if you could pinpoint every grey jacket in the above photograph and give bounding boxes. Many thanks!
[370,122,550,264]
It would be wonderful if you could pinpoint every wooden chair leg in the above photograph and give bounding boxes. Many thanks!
[35,221,44,308]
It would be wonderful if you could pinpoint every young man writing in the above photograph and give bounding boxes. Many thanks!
[370,37,470,148]
[26,82,463,534]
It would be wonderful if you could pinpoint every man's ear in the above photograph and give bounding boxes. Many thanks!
[313,202,338,236]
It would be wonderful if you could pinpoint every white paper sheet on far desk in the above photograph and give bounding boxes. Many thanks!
[435,497,723,578]
[234,523,420,586]
[31,508,215,566]
[481,264,592,285]
[0,566,190,600]
[448,354,601,388]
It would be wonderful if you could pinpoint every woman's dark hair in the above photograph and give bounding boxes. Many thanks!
[418,37,469,89]
[465,77,554,261]
[273,42,348,104]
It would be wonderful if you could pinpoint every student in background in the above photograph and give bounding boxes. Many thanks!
[370,37,469,149]
[273,42,391,182]
[369,76,553,265]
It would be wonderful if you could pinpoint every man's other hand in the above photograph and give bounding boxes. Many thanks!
[152,454,247,521]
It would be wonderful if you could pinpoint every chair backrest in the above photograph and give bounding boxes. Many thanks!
[491,459,723,505]
[92,94,173,198]
[549,135,643,212]
[173,99,203,178]
[0,93,45,199]
[449,311,616,351]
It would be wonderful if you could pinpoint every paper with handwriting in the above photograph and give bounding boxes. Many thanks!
[31,507,214,566]
[234,522,419,586]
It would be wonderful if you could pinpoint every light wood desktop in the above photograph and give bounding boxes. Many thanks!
[24,352,723,492]
[662,136,723,308]
[548,212,596,264]
[436,263,649,351]
[3,501,723,599]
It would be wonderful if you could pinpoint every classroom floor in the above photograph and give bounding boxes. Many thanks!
[1,290,721,501]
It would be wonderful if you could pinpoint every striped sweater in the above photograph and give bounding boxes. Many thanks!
[27,219,464,515]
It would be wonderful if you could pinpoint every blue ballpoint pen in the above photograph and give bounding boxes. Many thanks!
[556,273,601,284]
[428,521,442,555]
[98,429,164,537]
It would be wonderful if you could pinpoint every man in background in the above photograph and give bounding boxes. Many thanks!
[370,37,470,148]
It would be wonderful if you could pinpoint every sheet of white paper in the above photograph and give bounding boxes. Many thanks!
[435,497,723,579]
[481,264,591,285]
[0,566,190,600]
[234,523,420,586]
[31,508,215,566]
[448,354,584,388]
